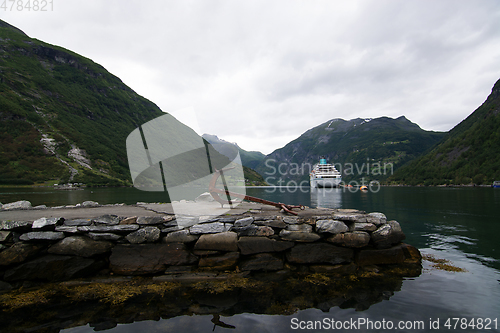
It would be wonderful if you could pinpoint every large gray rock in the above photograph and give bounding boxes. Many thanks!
[48,236,113,257]
[1,200,32,210]
[32,217,64,230]
[87,232,122,241]
[279,230,321,242]
[286,243,353,264]
[254,219,286,229]
[349,223,377,232]
[327,231,371,248]
[286,224,313,232]
[356,244,406,266]
[189,222,231,235]
[282,216,299,224]
[198,252,239,270]
[234,217,254,228]
[81,200,99,207]
[55,226,80,233]
[77,225,139,233]
[125,227,161,244]
[0,231,11,242]
[4,255,101,281]
[240,253,284,271]
[194,232,238,252]
[315,220,349,234]
[238,237,294,255]
[162,230,199,243]
[93,215,120,225]
[366,212,387,225]
[19,231,65,241]
[0,242,44,266]
[64,218,92,226]
[176,216,200,228]
[0,220,33,231]
[371,221,405,249]
[136,216,165,225]
[231,225,274,237]
[331,212,367,223]
[109,244,198,275]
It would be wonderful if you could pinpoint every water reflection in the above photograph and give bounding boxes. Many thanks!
[1,267,421,333]
[310,187,342,209]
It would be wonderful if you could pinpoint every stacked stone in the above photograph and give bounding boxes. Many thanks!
[0,209,421,288]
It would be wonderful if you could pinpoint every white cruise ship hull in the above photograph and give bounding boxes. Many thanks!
[310,177,342,188]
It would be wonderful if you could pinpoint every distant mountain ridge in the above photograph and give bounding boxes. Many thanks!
[254,116,445,184]
[202,134,267,185]
[389,78,500,185]
[202,134,266,169]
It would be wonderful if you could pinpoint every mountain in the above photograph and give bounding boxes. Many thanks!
[255,116,445,185]
[0,19,260,188]
[389,78,500,186]
[0,19,172,186]
[202,134,267,185]
[202,134,266,169]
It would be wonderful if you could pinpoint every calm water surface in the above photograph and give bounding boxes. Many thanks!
[1,186,499,332]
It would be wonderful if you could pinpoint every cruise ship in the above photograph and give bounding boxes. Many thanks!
[310,157,342,188]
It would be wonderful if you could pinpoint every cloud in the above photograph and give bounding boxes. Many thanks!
[3,0,500,154]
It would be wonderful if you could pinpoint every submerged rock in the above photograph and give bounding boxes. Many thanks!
[240,253,284,271]
[198,252,239,270]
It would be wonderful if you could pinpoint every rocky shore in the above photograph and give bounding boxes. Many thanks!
[0,199,421,292]
[0,199,423,331]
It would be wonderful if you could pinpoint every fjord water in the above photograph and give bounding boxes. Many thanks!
[2,186,500,332]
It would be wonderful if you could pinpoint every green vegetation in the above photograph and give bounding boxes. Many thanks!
[0,20,166,186]
[0,20,266,187]
[389,79,500,186]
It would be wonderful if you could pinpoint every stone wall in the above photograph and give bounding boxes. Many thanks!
[0,207,421,290]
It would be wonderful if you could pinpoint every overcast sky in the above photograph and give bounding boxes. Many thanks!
[3,0,500,154]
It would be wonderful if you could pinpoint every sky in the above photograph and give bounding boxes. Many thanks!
[3,0,500,154]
